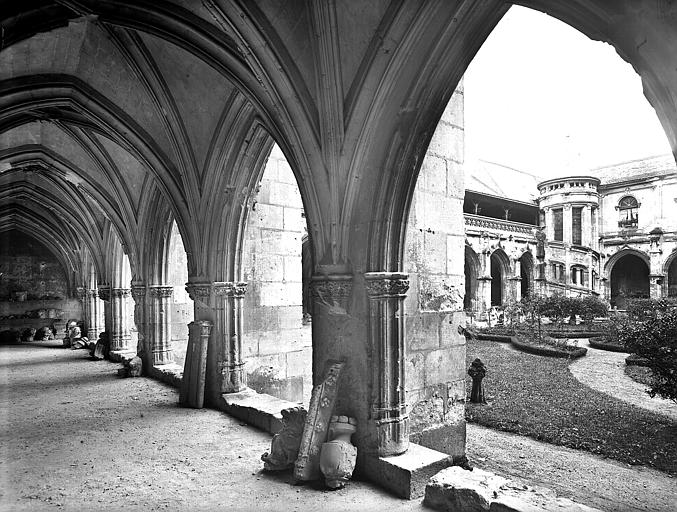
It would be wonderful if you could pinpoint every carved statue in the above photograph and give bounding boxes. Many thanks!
[468,358,487,404]
[261,407,307,471]
[534,227,546,259]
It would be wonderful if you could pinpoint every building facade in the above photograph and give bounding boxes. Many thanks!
[463,155,677,314]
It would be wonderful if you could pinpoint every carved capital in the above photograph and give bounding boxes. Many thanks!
[130,285,146,300]
[111,288,131,299]
[149,286,173,299]
[75,287,87,300]
[98,287,111,302]
[185,282,212,302]
[86,289,98,299]
[310,275,352,300]
[365,272,409,298]
[213,281,248,298]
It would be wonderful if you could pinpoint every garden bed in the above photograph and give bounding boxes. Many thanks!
[588,336,630,352]
[547,330,602,339]
[465,337,677,475]
[475,333,512,343]
[510,335,587,359]
[625,353,651,367]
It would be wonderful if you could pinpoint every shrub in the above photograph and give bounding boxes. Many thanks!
[622,309,677,403]
[626,297,677,321]
[579,295,608,326]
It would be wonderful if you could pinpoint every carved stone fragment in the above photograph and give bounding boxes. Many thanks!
[293,360,345,482]
[261,407,307,471]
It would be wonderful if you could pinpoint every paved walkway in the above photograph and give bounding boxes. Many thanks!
[568,339,677,421]
[2,341,675,512]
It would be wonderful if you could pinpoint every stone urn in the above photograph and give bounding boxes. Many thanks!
[319,415,357,490]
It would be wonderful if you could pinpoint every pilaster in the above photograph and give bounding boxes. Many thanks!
[364,272,410,457]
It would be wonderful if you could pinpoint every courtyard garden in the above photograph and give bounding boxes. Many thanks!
[464,296,677,475]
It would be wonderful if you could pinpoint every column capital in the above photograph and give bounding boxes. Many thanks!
[111,288,131,298]
[365,272,409,298]
[213,281,248,297]
[185,281,213,302]
[149,285,174,299]
[310,274,353,300]
[75,286,87,300]
[98,286,111,302]
[130,284,147,300]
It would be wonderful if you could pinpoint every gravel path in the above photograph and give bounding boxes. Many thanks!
[568,339,677,421]
[2,341,675,512]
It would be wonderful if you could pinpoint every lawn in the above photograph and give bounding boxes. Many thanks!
[465,337,677,475]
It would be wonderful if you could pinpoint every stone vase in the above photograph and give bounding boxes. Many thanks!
[319,416,357,489]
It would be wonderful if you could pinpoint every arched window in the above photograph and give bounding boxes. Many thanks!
[617,196,639,228]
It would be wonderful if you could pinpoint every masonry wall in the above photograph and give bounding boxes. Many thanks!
[403,81,466,458]
[242,144,311,404]
[0,230,69,300]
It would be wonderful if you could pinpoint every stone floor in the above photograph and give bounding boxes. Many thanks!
[1,341,675,511]
[569,339,677,421]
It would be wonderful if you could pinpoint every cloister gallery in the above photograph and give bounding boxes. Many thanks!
[1,0,676,499]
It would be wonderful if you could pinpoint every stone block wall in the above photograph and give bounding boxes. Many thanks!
[404,81,467,458]
[0,230,69,300]
[242,144,311,404]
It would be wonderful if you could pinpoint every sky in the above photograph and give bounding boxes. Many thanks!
[463,6,673,179]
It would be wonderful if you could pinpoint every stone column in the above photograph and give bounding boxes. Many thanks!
[213,281,248,393]
[364,272,409,457]
[185,280,217,403]
[110,287,133,358]
[131,284,147,360]
[98,285,111,336]
[149,285,174,366]
[509,258,521,303]
[477,249,492,315]
[86,289,103,340]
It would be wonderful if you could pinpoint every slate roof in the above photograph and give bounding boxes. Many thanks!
[465,160,542,204]
[591,154,677,186]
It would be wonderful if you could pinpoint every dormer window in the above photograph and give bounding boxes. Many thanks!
[618,196,639,228]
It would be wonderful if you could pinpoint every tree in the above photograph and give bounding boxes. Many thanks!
[623,310,677,404]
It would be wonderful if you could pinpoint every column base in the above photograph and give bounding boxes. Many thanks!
[220,363,247,393]
[374,412,409,456]
[152,349,174,366]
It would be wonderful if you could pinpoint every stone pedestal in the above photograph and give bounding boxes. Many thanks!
[365,272,410,457]
[150,285,173,365]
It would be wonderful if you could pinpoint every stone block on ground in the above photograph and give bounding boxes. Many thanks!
[219,388,300,434]
[424,467,602,512]
[362,442,451,499]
